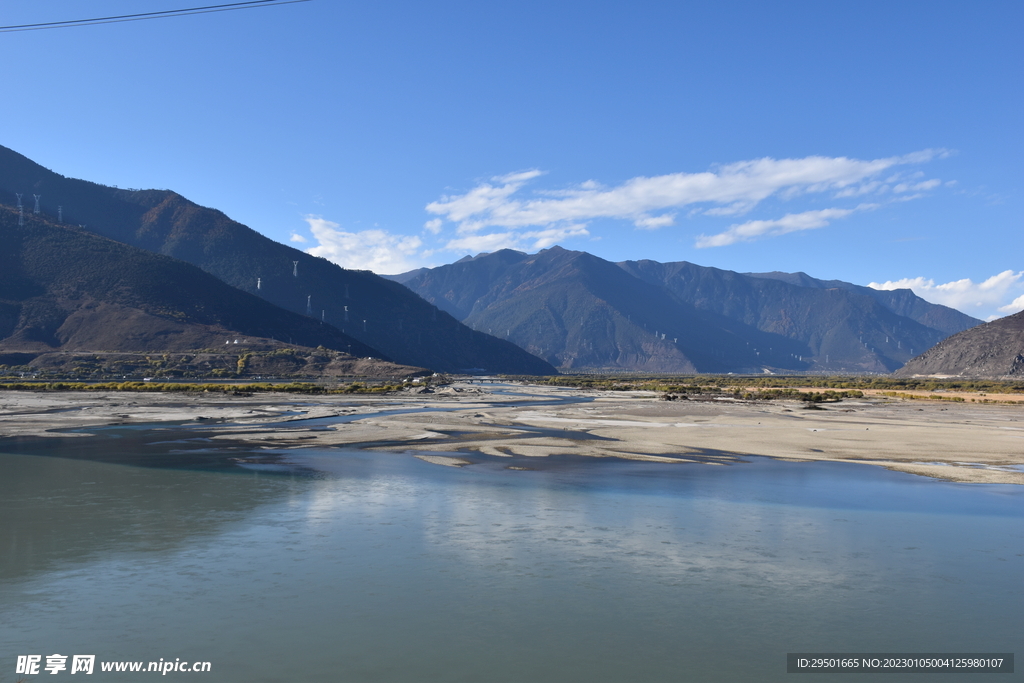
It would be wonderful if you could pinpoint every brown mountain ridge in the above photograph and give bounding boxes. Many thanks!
[894,310,1024,379]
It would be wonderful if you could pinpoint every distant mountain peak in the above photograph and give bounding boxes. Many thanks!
[0,144,557,375]
[400,247,982,374]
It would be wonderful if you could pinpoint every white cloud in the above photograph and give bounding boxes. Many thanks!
[998,294,1024,315]
[703,202,757,216]
[303,216,426,274]
[869,270,1024,318]
[634,213,677,229]
[424,151,946,237]
[444,225,590,254]
[833,180,883,198]
[443,232,522,254]
[891,193,928,203]
[893,178,941,193]
[423,218,443,234]
[289,232,308,243]
[428,170,545,230]
[695,205,875,248]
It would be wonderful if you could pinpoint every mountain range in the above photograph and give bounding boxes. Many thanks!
[0,145,555,376]
[0,203,439,378]
[2,143,995,378]
[391,247,981,374]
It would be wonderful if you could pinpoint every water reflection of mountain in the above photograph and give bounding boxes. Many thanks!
[0,447,296,584]
[3,443,1023,682]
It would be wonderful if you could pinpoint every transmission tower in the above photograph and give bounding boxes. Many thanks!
[16,194,24,226]
[33,194,41,214]
[306,295,312,315]
[256,277,261,291]
[343,305,349,322]
[292,261,298,277]
[58,205,62,222]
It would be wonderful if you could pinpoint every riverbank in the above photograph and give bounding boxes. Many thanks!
[1,383,1022,484]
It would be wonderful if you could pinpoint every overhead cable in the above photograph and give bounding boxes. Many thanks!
[0,0,311,33]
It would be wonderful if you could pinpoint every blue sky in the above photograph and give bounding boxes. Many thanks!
[2,1,1021,319]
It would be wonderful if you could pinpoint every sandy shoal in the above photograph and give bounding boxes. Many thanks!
[1,384,1022,484]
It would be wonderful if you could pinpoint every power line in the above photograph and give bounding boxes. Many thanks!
[0,0,311,33]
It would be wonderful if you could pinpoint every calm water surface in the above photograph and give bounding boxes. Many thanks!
[1,411,1022,682]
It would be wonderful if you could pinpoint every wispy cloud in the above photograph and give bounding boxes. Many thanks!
[869,270,1024,319]
[893,178,941,193]
[695,205,875,248]
[425,150,948,236]
[303,216,427,274]
[445,225,590,255]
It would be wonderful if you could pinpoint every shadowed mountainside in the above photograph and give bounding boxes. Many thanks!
[395,247,979,373]
[743,270,979,337]
[894,310,1024,378]
[396,247,810,373]
[0,145,555,375]
[0,205,390,356]
[618,259,976,372]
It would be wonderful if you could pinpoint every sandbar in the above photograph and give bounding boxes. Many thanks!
[1,382,1022,484]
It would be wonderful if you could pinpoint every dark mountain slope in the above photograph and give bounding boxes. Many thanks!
[894,310,1024,378]
[396,247,979,374]
[404,249,534,321]
[0,145,555,375]
[618,259,966,372]
[744,270,979,337]
[401,247,809,372]
[0,205,384,358]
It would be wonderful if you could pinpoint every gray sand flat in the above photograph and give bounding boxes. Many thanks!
[1,384,1022,484]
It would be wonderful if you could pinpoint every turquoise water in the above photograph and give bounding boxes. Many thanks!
[1,426,1022,682]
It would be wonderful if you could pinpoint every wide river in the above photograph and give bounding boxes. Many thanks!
[2,391,1022,682]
